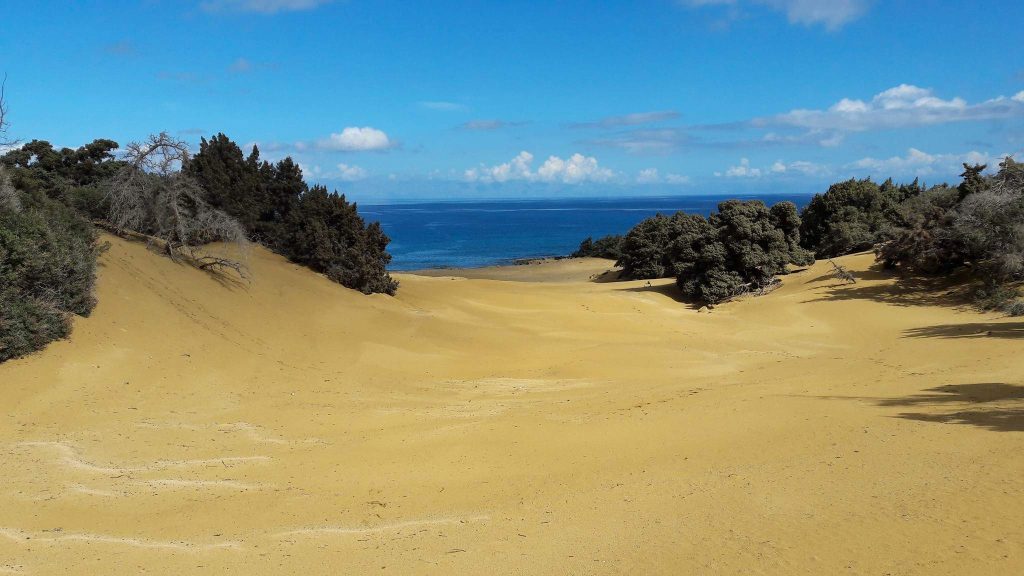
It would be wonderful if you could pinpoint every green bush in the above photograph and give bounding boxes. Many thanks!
[572,234,624,259]
[616,200,813,304]
[0,183,100,362]
[799,178,910,258]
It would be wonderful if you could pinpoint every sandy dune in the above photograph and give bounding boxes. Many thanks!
[1,234,1022,574]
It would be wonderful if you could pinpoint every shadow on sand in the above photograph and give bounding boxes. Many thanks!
[616,282,694,306]
[805,262,973,308]
[903,322,1024,340]
[823,383,1024,433]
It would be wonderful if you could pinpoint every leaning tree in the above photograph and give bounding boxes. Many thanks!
[107,132,250,277]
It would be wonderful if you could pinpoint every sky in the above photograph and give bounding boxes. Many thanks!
[2,0,1024,202]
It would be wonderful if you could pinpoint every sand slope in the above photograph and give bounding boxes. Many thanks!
[1,234,1022,575]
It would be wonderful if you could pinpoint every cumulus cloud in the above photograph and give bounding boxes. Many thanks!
[200,0,333,13]
[317,127,393,152]
[636,168,691,184]
[756,84,1024,133]
[717,157,828,178]
[719,158,763,178]
[681,0,871,30]
[637,168,661,184]
[465,151,614,184]
[848,148,1016,177]
[336,163,368,181]
[571,111,680,129]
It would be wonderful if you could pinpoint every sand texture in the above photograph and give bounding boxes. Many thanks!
[1,234,1022,574]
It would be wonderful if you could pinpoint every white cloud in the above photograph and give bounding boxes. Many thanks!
[721,158,762,178]
[537,154,614,183]
[849,148,1016,177]
[336,163,368,181]
[201,0,333,13]
[682,0,871,29]
[637,168,661,183]
[318,127,392,152]
[636,168,691,185]
[760,0,870,29]
[465,151,614,184]
[757,84,1024,133]
[718,157,828,178]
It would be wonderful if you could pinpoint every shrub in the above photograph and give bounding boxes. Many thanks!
[676,200,813,303]
[284,186,398,295]
[616,200,813,304]
[572,234,624,259]
[1005,299,1024,317]
[617,213,686,279]
[799,178,907,258]
[0,188,100,362]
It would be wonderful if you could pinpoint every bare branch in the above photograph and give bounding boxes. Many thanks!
[106,133,250,279]
[0,74,8,146]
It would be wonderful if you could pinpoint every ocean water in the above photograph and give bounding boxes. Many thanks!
[361,194,816,271]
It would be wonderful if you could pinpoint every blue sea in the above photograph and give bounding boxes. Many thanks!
[361,194,815,271]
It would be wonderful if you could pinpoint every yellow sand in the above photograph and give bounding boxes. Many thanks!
[1,234,1022,575]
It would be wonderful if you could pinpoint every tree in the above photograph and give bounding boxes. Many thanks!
[0,75,10,146]
[185,132,398,294]
[616,213,682,279]
[957,163,988,200]
[107,133,249,277]
[185,133,262,232]
[799,178,904,258]
[572,234,624,259]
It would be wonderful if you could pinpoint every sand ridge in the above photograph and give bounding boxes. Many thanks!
[1,234,1022,574]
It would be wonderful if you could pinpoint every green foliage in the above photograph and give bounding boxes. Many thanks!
[676,200,813,303]
[616,200,814,304]
[572,234,624,259]
[0,184,100,362]
[185,134,263,232]
[877,156,1024,311]
[957,163,988,200]
[799,178,908,258]
[186,134,397,294]
[617,213,686,279]
[284,186,398,295]
[1,139,122,217]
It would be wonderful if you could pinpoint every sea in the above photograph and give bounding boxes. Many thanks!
[361,193,816,271]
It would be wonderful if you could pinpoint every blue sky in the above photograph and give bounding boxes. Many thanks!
[2,0,1023,201]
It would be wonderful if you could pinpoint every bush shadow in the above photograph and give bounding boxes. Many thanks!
[903,322,1024,340]
[821,383,1024,433]
[805,261,974,308]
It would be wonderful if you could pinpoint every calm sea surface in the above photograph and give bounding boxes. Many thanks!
[361,194,816,271]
